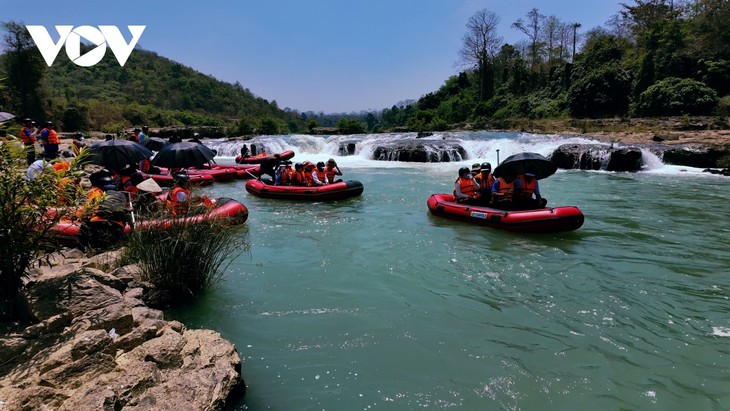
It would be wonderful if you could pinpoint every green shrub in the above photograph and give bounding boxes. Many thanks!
[123,213,248,304]
[637,77,718,116]
[0,144,71,318]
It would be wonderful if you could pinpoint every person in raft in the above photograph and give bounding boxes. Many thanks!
[491,166,518,210]
[258,153,281,182]
[324,158,342,184]
[473,162,495,205]
[514,166,547,210]
[78,172,129,251]
[167,173,192,216]
[240,144,250,159]
[453,166,481,204]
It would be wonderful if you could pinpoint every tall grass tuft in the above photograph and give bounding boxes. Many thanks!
[123,212,248,304]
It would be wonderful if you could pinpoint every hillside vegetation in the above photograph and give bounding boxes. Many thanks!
[2,0,729,136]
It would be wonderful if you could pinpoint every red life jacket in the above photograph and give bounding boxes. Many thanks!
[139,159,151,172]
[474,173,494,193]
[280,167,292,185]
[291,170,305,186]
[303,170,315,186]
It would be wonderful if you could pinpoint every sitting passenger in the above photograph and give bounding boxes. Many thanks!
[491,166,518,210]
[167,173,191,216]
[514,166,547,209]
[473,162,494,205]
[453,166,480,204]
[313,161,328,186]
[290,163,306,186]
[324,158,342,184]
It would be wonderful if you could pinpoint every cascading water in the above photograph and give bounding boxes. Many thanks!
[200,131,681,172]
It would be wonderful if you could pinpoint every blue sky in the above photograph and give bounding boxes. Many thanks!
[3,0,625,113]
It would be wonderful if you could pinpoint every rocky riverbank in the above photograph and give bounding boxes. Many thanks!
[0,248,244,410]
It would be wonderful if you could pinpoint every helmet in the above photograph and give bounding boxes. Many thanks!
[294,162,303,170]
[471,163,481,172]
[316,161,325,169]
[45,121,53,126]
[481,162,492,171]
[89,171,112,188]
[23,118,32,124]
[458,167,470,176]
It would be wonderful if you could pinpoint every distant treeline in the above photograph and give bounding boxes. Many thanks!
[2,0,729,136]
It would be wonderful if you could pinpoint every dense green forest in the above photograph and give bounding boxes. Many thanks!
[377,0,730,132]
[2,0,729,136]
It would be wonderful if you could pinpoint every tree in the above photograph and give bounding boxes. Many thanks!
[636,77,718,116]
[1,21,47,120]
[459,9,503,101]
[512,8,546,67]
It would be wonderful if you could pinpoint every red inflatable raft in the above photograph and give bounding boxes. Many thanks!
[140,171,215,187]
[245,179,364,201]
[48,197,248,246]
[427,193,584,233]
[235,150,295,164]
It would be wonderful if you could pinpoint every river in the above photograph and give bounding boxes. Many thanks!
[167,131,730,411]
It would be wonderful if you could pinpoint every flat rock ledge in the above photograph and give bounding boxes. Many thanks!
[0,248,244,410]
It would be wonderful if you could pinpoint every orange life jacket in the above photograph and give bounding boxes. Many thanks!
[315,169,326,184]
[474,173,494,193]
[324,166,339,183]
[453,176,477,200]
[52,161,70,172]
[291,170,305,186]
[43,128,60,145]
[57,177,76,205]
[20,127,35,145]
[518,177,536,198]
[303,170,315,186]
[167,186,190,216]
[495,177,515,200]
[280,167,292,185]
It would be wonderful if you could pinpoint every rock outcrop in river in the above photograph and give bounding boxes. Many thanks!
[0,249,244,410]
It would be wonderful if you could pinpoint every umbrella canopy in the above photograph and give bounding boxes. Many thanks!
[88,139,153,171]
[493,152,557,180]
[0,112,15,123]
[151,141,216,168]
[140,137,169,151]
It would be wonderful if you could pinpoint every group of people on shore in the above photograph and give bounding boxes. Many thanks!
[453,162,547,210]
[258,154,343,186]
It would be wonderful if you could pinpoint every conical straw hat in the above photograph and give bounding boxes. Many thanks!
[136,177,162,192]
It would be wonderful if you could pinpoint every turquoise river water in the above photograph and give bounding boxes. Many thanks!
[167,132,730,411]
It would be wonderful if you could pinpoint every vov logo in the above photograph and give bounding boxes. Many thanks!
[26,25,146,67]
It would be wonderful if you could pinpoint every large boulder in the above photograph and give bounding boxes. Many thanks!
[0,260,244,410]
[550,144,643,171]
[372,142,466,162]
[662,145,730,168]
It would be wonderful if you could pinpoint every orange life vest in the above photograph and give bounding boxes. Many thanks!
[43,128,60,145]
[52,161,70,172]
[20,127,35,145]
[291,170,305,186]
[495,177,515,200]
[303,170,315,186]
[280,167,292,185]
[324,166,339,183]
[167,186,190,216]
[518,177,536,198]
[454,176,477,200]
[474,173,494,193]
[315,169,326,184]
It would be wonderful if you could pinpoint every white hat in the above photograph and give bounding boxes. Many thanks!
[136,178,162,193]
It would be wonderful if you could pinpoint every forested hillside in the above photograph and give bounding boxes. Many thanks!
[0,30,306,135]
[377,0,730,132]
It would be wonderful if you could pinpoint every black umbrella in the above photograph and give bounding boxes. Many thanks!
[88,139,153,170]
[140,137,169,151]
[493,152,557,180]
[151,141,216,168]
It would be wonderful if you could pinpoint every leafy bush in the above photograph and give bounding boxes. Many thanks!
[123,213,248,305]
[637,77,718,116]
[0,144,71,318]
